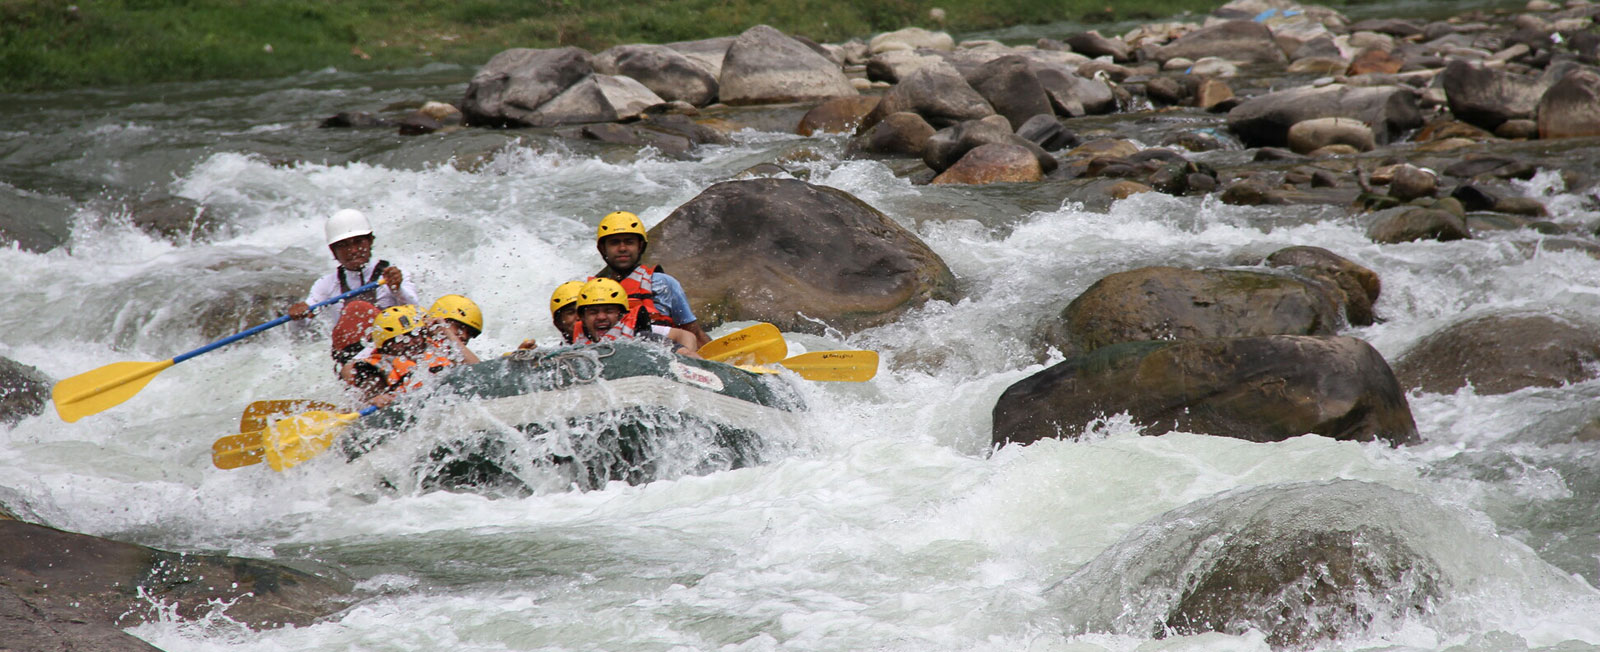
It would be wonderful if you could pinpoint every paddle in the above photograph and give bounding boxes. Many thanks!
[740,350,879,382]
[212,399,340,469]
[261,405,378,471]
[239,399,338,434]
[52,281,382,423]
[698,322,786,365]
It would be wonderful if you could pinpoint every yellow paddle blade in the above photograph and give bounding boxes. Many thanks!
[52,359,176,423]
[699,323,786,365]
[264,410,360,472]
[212,431,266,470]
[776,350,879,382]
[240,399,337,433]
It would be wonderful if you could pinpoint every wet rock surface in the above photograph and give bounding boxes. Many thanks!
[646,178,957,334]
[993,335,1419,447]
[0,520,353,650]
[1393,312,1600,394]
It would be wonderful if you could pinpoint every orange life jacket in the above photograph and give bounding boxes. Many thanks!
[605,265,674,326]
[357,349,455,395]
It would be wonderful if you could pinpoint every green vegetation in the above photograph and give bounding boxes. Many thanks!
[4,0,1249,92]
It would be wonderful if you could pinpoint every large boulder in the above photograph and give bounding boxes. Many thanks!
[596,44,719,107]
[1441,59,1551,131]
[992,335,1421,446]
[718,25,857,105]
[1227,84,1422,148]
[0,520,352,631]
[1056,481,1445,649]
[1,586,162,652]
[646,178,956,334]
[1031,62,1118,116]
[0,357,49,426]
[664,36,735,79]
[525,75,622,126]
[1393,313,1600,394]
[856,62,994,133]
[1040,266,1345,356]
[923,115,1057,174]
[460,47,595,127]
[965,55,1055,130]
[1154,20,1288,65]
[592,74,667,121]
[1538,68,1600,140]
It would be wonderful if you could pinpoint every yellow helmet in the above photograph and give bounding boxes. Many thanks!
[549,280,585,313]
[596,211,647,243]
[371,305,424,347]
[428,294,484,334]
[577,278,629,311]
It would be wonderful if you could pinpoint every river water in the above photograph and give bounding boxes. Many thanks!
[5,11,1600,651]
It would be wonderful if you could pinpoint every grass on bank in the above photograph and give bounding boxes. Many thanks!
[3,0,1392,92]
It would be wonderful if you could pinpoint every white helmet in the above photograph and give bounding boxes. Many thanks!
[325,208,373,245]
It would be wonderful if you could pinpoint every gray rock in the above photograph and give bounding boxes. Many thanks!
[530,75,619,126]
[1031,62,1117,115]
[864,49,944,83]
[646,178,956,334]
[719,25,857,105]
[923,115,1056,174]
[664,36,736,79]
[1155,20,1288,65]
[0,357,48,426]
[1366,207,1471,243]
[1538,68,1600,139]
[1014,114,1080,151]
[966,55,1054,130]
[593,74,666,121]
[461,47,595,127]
[856,62,994,132]
[1394,312,1600,394]
[1227,84,1422,148]
[597,44,719,107]
[1066,30,1132,61]
[994,335,1420,446]
[1441,59,1551,130]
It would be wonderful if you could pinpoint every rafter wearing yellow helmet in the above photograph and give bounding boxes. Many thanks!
[593,210,711,347]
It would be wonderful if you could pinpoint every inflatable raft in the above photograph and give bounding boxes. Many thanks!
[336,340,806,493]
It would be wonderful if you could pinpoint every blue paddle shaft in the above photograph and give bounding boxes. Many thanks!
[173,281,382,364]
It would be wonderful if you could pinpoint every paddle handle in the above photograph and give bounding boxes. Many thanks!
[172,281,382,364]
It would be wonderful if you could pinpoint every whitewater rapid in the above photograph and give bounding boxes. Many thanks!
[3,63,1600,651]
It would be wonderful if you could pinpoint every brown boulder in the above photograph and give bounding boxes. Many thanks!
[930,143,1044,185]
[1264,246,1381,326]
[1393,313,1600,394]
[852,111,936,156]
[796,96,881,135]
[993,335,1421,446]
[1155,20,1287,65]
[646,178,956,334]
[1041,266,1344,356]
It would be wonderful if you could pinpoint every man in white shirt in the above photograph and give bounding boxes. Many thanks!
[288,208,421,321]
